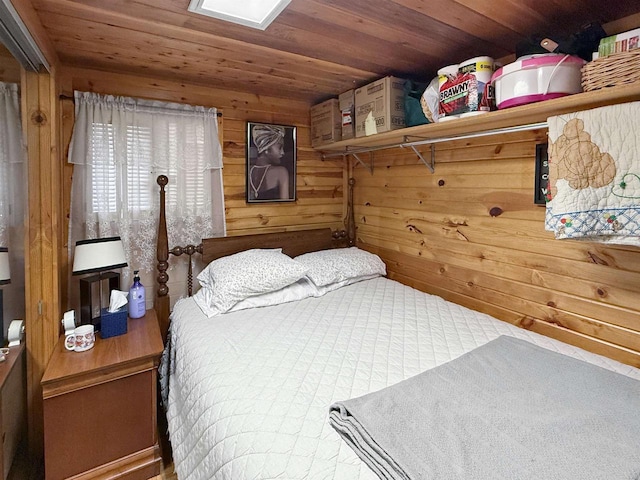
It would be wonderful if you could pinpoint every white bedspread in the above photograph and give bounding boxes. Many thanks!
[161,277,640,480]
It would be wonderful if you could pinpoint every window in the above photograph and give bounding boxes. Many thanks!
[69,91,225,294]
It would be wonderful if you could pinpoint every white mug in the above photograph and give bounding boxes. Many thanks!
[64,325,95,352]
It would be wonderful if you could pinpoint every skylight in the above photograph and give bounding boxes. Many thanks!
[187,0,291,30]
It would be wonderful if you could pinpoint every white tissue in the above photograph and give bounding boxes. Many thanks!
[108,290,129,312]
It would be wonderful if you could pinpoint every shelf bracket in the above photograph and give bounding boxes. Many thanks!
[405,144,435,173]
[351,152,373,174]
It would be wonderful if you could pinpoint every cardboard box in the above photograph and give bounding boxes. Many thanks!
[310,98,341,147]
[355,76,406,137]
[339,89,355,140]
[598,27,640,58]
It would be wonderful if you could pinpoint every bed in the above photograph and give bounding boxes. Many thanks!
[155,176,640,480]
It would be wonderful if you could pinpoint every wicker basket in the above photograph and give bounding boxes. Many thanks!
[581,49,640,92]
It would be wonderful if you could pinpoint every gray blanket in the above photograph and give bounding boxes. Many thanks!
[329,335,640,480]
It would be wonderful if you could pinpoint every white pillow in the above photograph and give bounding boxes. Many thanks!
[312,274,379,296]
[295,247,386,287]
[194,277,317,318]
[229,277,317,312]
[197,248,282,288]
[195,248,308,314]
[193,286,225,317]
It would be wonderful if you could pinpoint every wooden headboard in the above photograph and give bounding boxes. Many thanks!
[154,175,355,340]
[201,229,337,264]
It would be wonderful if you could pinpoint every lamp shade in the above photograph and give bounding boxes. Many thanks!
[0,248,10,285]
[72,237,128,275]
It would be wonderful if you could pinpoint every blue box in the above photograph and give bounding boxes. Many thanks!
[100,306,128,338]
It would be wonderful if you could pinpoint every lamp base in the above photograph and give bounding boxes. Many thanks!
[79,272,120,332]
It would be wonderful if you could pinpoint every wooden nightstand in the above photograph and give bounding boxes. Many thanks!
[41,310,164,480]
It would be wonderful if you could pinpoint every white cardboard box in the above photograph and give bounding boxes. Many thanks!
[310,98,341,147]
[339,89,355,140]
[598,27,640,58]
[355,76,406,137]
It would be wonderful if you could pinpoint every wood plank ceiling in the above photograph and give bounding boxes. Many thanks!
[30,0,639,104]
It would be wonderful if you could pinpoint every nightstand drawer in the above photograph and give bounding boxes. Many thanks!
[44,370,155,479]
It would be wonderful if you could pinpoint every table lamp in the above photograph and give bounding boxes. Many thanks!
[0,248,10,332]
[72,237,127,331]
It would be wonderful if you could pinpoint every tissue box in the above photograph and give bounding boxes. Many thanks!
[100,307,128,338]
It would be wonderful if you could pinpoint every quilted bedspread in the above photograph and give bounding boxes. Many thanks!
[161,277,640,480]
[545,101,640,245]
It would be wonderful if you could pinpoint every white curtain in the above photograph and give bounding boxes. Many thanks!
[68,91,225,303]
[0,82,26,337]
[0,82,24,247]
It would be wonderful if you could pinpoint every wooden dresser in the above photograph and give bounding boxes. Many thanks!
[41,310,164,480]
[0,343,25,479]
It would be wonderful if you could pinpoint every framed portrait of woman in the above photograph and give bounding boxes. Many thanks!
[246,122,297,203]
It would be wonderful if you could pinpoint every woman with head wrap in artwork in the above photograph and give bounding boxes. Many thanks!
[249,124,290,201]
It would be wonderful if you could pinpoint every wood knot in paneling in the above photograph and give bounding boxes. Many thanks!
[223,141,243,156]
[406,224,423,234]
[546,301,556,308]
[546,317,563,328]
[31,110,48,126]
[596,288,607,297]
[587,251,609,266]
[456,229,469,241]
[531,270,546,286]
[444,218,468,227]
[489,207,503,217]
[438,179,445,186]
[520,316,535,329]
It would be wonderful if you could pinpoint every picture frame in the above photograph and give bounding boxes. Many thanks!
[534,143,550,205]
[246,122,296,203]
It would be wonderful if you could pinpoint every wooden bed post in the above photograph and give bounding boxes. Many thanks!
[156,175,170,341]
[346,177,356,247]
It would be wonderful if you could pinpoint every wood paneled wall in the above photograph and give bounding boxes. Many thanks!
[56,67,640,370]
[60,67,345,233]
[351,129,640,368]
[0,45,20,83]
[22,69,62,464]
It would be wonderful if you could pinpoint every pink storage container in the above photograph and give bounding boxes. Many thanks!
[491,54,585,109]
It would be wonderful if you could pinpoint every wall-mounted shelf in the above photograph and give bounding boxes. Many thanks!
[315,83,640,171]
[322,121,549,173]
